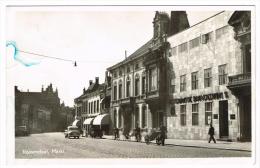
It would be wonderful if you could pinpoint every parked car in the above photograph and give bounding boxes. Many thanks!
[65,126,80,139]
[15,126,29,136]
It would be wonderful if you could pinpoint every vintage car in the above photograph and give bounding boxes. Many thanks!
[15,126,29,136]
[65,126,80,139]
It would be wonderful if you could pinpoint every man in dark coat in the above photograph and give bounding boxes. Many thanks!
[135,124,141,142]
[208,124,216,143]
[159,123,167,146]
[114,127,119,140]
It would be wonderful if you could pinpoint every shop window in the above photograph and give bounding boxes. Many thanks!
[180,75,186,92]
[205,102,213,125]
[192,104,199,126]
[180,105,186,126]
[189,37,200,49]
[204,68,212,88]
[178,42,188,53]
[219,64,227,85]
[191,72,198,90]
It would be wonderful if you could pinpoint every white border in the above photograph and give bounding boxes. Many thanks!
[1,1,259,168]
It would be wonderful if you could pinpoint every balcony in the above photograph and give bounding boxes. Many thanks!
[111,97,135,106]
[227,73,251,94]
[144,90,159,102]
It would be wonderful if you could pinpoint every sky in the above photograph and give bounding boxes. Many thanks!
[6,7,221,107]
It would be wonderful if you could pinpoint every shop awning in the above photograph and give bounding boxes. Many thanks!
[72,119,80,126]
[93,114,110,125]
[83,118,94,125]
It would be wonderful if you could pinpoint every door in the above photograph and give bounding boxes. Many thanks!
[219,100,229,138]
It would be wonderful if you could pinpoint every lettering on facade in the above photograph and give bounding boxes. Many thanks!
[175,92,229,104]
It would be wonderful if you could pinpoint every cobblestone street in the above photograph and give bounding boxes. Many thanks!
[15,132,251,158]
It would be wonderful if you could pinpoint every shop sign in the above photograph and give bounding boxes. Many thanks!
[175,91,229,104]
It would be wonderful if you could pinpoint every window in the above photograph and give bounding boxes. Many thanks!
[216,26,228,39]
[180,105,186,126]
[97,100,99,112]
[113,83,117,100]
[171,47,177,56]
[119,80,122,99]
[171,78,175,93]
[142,106,147,128]
[127,66,130,73]
[149,68,157,91]
[113,71,117,78]
[126,78,131,97]
[189,37,200,49]
[178,42,188,53]
[204,68,212,88]
[142,76,146,94]
[192,104,199,126]
[201,32,213,44]
[171,105,176,116]
[180,75,186,92]
[205,102,213,125]
[88,102,90,114]
[135,75,140,96]
[191,72,198,90]
[94,101,96,113]
[91,102,93,114]
[135,63,139,70]
[219,64,227,85]
[119,70,122,77]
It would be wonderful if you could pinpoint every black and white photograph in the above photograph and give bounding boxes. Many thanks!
[2,2,258,168]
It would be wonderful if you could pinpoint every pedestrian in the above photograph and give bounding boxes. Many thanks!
[135,124,141,142]
[159,123,167,146]
[114,127,119,140]
[208,124,216,143]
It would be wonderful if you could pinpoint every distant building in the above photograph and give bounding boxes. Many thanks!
[60,102,75,129]
[15,84,67,133]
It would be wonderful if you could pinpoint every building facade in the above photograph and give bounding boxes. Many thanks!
[15,84,64,133]
[166,11,251,141]
[107,11,189,137]
[74,76,111,135]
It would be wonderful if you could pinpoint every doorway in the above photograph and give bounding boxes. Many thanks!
[219,100,229,138]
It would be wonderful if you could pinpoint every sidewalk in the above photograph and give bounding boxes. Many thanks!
[102,135,251,152]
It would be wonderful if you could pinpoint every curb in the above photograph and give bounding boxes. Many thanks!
[102,136,251,152]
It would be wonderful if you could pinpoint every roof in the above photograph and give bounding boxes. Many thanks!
[107,38,153,71]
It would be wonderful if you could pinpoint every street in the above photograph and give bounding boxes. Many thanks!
[15,132,251,158]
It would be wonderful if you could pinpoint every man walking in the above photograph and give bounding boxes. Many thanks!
[208,124,216,143]
[159,123,167,146]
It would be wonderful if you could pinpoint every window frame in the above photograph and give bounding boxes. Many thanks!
[204,68,212,88]
[180,75,186,92]
[191,71,198,90]
[218,64,228,85]
[205,102,213,125]
[180,104,186,126]
[192,103,199,126]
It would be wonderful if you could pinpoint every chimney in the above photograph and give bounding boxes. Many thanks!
[95,77,99,84]
[83,88,86,93]
[89,80,93,86]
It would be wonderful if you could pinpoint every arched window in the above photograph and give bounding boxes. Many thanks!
[142,71,146,94]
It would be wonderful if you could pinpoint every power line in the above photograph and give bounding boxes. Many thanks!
[18,50,75,63]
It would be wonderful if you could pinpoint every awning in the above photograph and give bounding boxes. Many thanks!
[83,118,94,125]
[72,119,80,126]
[92,114,110,125]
